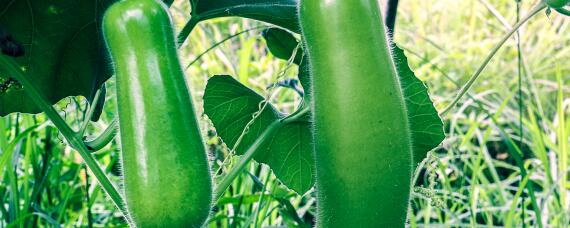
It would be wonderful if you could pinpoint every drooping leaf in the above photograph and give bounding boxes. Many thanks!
[191,0,300,32]
[204,75,314,194]
[0,0,115,116]
[392,45,445,165]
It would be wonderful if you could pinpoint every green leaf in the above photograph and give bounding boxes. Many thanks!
[261,27,310,106]
[392,45,445,165]
[262,28,302,64]
[0,0,114,116]
[191,0,300,32]
[204,75,314,194]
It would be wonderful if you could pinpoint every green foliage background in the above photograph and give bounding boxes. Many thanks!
[0,0,569,227]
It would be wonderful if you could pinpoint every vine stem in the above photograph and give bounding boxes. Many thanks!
[555,7,570,16]
[385,0,400,37]
[440,2,546,116]
[176,16,200,47]
[282,106,310,124]
[85,118,119,152]
[214,106,310,200]
[0,55,129,220]
[79,87,103,136]
[214,120,281,200]
[213,42,300,177]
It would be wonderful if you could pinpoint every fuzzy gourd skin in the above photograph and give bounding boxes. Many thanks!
[547,0,569,8]
[102,0,212,227]
[299,0,413,227]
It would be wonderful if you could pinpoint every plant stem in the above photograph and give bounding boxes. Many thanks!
[0,55,129,220]
[214,120,280,200]
[85,118,119,152]
[385,0,400,37]
[214,104,310,200]
[177,16,200,47]
[79,87,103,136]
[282,107,310,124]
[163,0,174,7]
[555,7,570,16]
[440,2,546,115]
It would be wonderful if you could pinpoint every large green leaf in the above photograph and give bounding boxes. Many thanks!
[203,75,314,194]
[191,0,299,32]
[392,45,445,165]
[0,0,115,116]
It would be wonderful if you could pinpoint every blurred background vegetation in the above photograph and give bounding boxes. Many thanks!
[1,0,569,227]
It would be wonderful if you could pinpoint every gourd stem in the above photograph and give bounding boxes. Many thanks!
[440,2,546,116]
[0,55,129,222]
[85,118,119,152]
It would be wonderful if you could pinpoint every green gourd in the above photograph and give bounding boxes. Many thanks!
[102,0,212,226]
[299,0,413,227]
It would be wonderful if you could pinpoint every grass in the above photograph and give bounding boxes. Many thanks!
[1,0,569,227]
